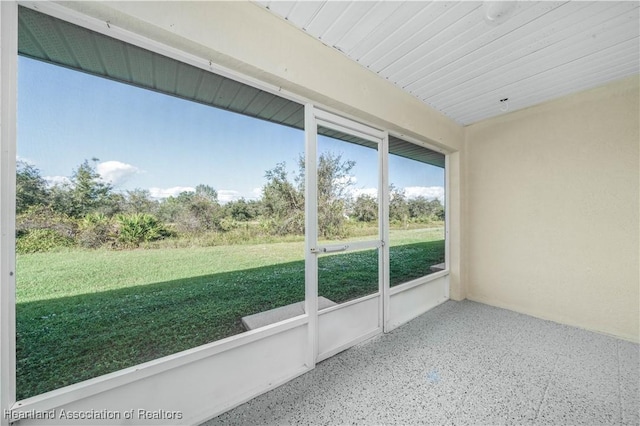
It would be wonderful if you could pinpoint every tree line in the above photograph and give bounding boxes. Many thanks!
[16,154,443,253]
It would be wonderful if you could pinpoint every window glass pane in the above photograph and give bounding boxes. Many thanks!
[316,126,379,243]
[388,149,445,287]
[16,55,305,400]
[314,126,380,307]
[318,248,379,306]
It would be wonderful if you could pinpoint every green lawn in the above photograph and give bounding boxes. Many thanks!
[16,227,444,400]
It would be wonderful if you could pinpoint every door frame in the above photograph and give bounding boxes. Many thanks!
[304,104,389,364]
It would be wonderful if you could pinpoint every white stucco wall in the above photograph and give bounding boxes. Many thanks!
[464,75,640,342]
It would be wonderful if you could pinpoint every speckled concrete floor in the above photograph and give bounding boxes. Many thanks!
[202,300,639,426]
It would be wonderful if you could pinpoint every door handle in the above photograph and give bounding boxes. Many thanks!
[310,245,349,254]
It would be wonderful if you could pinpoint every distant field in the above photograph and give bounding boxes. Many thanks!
[16,227,444,400]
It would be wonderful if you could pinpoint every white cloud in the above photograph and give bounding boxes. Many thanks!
[251,187,263,199]
[149,186,194,199]
[96,161,139,186]
[217,189,242,204]
[44,175,71,187]
[351,187,378,198]
[17,155,36,166]
[404,186,445,202]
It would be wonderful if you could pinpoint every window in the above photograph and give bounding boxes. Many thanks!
[388,137,446,287]
[316,128,380,305]
[16,7,306,400]
[14,6,448,403]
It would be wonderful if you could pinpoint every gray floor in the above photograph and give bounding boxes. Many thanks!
[203,300,639,426]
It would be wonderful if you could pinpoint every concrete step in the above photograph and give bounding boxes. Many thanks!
[241,297,337,331]
[430,262,446,272]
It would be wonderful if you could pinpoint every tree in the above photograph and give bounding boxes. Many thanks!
[262,152,357,237]
[407,196,431,219]
[352,194,377,222]
[389,184,409,224]
[406,196,445,221]
[155,195,179,224]
[67,158,113,217]
[124,189,158,214]
[49,183,75,217]
[16,161,49,214]
[102,192,126,216]
[225,198,261,221]
[315,152,355,238]
[161,185,223,234]
[429,198,445,221]
[195,184,218,204]
[262,162,304,235]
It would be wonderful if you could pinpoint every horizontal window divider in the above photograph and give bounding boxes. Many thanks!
[315,111,385,142]
[316,119,382,145]
[388,130,451,156]
[315,108,385,136]
[315,240,382,254]
[389,270,449,296]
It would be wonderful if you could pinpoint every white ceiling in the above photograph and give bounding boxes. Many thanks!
[257,1,640,126]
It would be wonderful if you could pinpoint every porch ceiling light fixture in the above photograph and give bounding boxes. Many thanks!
[483,1,517,25]
[499,98,510,112]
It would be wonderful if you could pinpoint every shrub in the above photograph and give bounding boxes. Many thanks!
[218,217,239,232]
[78,213,115,248]
[260,212,305,237]
[16,205,77,239]
[115,213,172,248]
[16,229,75,254]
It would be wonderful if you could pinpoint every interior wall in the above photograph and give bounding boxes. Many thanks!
[464,75,640,342]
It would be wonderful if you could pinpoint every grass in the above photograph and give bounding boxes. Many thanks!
[16,227,444,400]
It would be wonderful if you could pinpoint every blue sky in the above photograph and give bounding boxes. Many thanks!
[17,57,444,203]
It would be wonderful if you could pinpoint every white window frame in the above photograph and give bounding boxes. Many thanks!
[0,2,19,419]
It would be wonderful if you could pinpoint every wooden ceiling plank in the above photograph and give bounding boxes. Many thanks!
[266,1,297,19]
[286,1,325,30]
[321,2,378,48]
[362,2,476,72]
[392,1,555,87]
[344,2,430,60]
[408,1,609,96]
[454,42,639,123]
[305,2,351,41]
[414,2,636,105]
[430,11,639,110]
[381,4,488,80]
